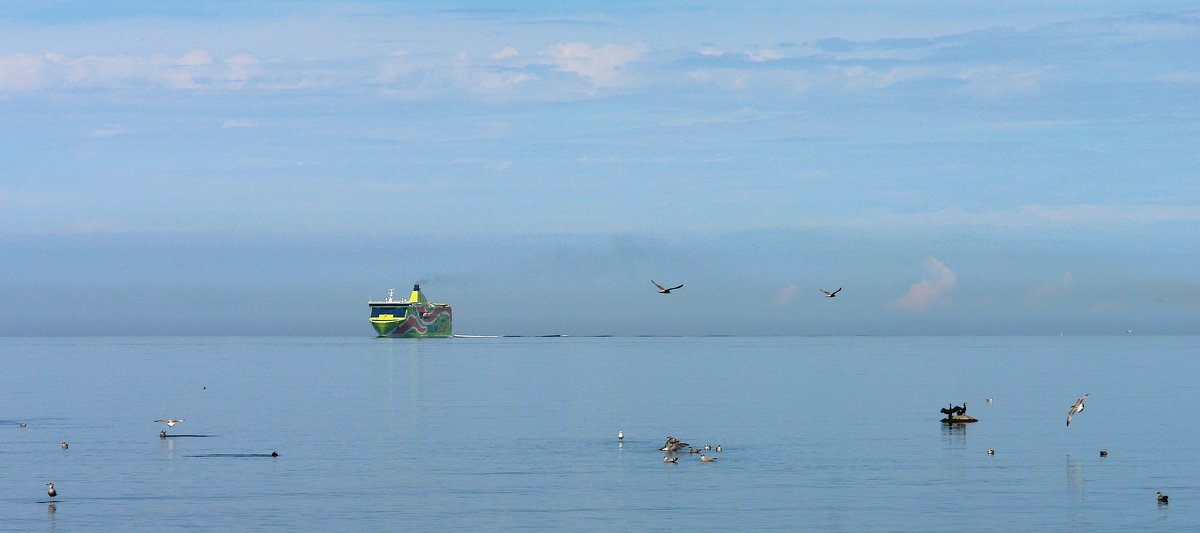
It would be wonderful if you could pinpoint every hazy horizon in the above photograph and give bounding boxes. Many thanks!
[2,2,1197,336]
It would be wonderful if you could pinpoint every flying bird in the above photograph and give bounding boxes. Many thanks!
[155,419,185,428]
[46,482,57,500]
[1066,394,1087,427]
[820,288,842,298]
[652,281,683,294]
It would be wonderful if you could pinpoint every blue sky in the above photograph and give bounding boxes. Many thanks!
[1,2,1197,335]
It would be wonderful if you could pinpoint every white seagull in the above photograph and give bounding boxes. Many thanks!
[155,419,185,428]
[617,430,623,441]
[652,280,684,294]
[1066,394,1087,427]
[820,288,842,298]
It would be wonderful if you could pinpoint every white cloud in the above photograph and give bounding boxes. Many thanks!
[86,124,128,138]
[746,49,783,63]
[897,256,957,310]
[0,53,44,91]
[954,65,1043,94]
[775,284,799,306]
[221,119,257,129]
[547,42,642,86]
[489,47,519,60]
[868,205,1200,228]
[1026,272,1073,306]
[224,53,260,88]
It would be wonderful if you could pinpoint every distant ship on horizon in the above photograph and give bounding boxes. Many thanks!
[369,284,453,338]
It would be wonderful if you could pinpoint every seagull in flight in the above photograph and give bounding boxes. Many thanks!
[155,419,185,428]
[1066,394,1087,427]
[653,281,683,294]
[820,288,842,298]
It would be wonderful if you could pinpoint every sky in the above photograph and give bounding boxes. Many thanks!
[1,1,1197,336]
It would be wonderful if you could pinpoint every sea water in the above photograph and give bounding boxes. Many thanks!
[0,336,1196,531]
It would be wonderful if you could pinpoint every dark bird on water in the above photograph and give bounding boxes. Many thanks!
[60,442,68,450]
[653,281,683,294]
[159,430,167,439]
[46,482,57,500]
[661,435,689,452]
[987,449,995,456]
[1066,394,1088,427]
[271,451,279,457]
[820,288,842,298]
[1157,491,1169,504]
[1100,449,1108,458]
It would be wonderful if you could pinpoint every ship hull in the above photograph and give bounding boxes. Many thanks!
[370,307,452,338]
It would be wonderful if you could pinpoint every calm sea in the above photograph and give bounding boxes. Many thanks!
[1,336,1196,531]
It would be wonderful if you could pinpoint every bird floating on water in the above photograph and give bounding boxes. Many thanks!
[820,288,842,298]
[704,443,711,451]
[653,280,684,294]
[663,456,678,464]
[1066,394,1087,427]
[618,430,623,441]
[700,454,717,462]
[155,419,185,428]
[19,422,27,428]
[987,449,995,456]
[271,451,279,457]
[159,430,167,439]
[1157,491,1169,504]
[661,435,688,452]
[986,397,993,404]
[716,444,722,453]
[46,482,57,500]
[688,447,700,454]
[1100,449,1108,458]
[60,442,68,450]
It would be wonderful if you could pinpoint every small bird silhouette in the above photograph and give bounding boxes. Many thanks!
[987,449,995,456]
[155,419,185,428]
[19,422,27,428]
[271,451,279,457]
[1100,449,1108,458]
[46,482,57,500]
[60,442,68,450]
[820,288,842,298]
[1066,394,1087,427]
[652,280,684,294]
[1157,491,1169,504]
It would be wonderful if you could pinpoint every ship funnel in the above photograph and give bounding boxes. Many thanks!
[409,284,428,304]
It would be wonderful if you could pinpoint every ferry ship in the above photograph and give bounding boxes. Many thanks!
[368,285,453,338]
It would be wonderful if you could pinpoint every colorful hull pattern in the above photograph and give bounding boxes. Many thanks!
[369,285,453,338]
